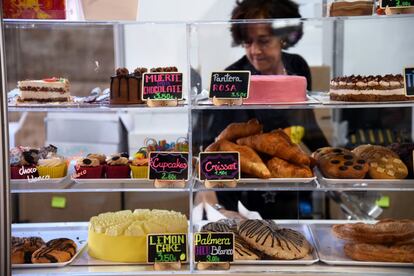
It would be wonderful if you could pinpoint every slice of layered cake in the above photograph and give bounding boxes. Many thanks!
[17,77,70,103]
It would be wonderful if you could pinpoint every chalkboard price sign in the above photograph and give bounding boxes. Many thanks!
[380,0,414,8]
[199,152,240,181]
[194,232,234,263]
[142,72,183,100]
[149,152,189,180]
[404,67,414,97]
[147,233,187,263]
[209,71,250,99]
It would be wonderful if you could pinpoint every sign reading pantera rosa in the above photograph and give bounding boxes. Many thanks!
[147,233,187,263]
[199,152,240,181]
[380,0,414,8]
[404,67,414,96]
[142,72,183,100]
[209,71,250,99]
[194,232,234,263]
[149,152,189,180]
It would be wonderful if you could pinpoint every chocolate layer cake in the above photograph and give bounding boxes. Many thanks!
[110,67,147,105]
[18,78,70,102]
[329,1,374,17]
[329,74,409,102]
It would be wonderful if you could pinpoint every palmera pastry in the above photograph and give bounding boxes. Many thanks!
[31,238,77,263]
[202,220,260,260]
[344,242,414,263]
[267,157,313,178]
[218,140,271,179]
[238,220,311,260]
[332,219,414,244]
[236,129,310,166]
[11,236,45,264]
[216,119,263,142]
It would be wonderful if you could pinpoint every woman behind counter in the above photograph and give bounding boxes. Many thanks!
[195,0,329,219]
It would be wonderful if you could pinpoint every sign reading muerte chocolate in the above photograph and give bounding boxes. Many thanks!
[142,72,183,100]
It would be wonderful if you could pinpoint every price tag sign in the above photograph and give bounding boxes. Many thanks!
[199,152,240,181]
[404,67,414,96]
[194,232,234,263]
[142,72,183,100]
[149,152,189,180]
[209,71,250,99]
[380,0,414,8]
[147,233,187,263]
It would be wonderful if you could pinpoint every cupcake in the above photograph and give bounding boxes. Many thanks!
[9,146,39,179]
[74,157,102,179]
[86,153,107,177]
[130,148,149,179]
[106,153,130,178]
[37,153,67,178]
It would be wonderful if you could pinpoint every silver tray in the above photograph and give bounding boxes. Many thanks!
[195,222,319,265]
[12,223,88,268]
[310,93,414,105]
[240,176,316,184]
[309,223,414,267]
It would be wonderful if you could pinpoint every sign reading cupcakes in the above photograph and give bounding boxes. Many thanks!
[199,152,240,181]
[194,232,234,263]
[380,0,414,8]
[142,72,183,100]
[404,67,414,96]
[149,152,189,181]
[209,71,250,99]
[147,233,187,263]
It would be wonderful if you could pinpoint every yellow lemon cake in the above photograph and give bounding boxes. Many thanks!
[88,209,188,262]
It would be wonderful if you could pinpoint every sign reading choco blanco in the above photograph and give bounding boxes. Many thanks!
[149,152,189,180]
[404,67,414,96]
[380,0,414,8]
[147,233,187,263]
[209,71,250,99]
[142,72,183,100]
[199,152,240,181]
[194,232,234,263]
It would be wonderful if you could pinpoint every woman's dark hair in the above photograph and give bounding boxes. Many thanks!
[230,0,303,49]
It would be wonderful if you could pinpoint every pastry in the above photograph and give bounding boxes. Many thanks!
[344,242,414,263]
[37,153,67,178]
[236,129,311,166]
[31,238,77,263]
[238,220,311,260]
[243,75,307,104]
[88,209,187,262]
[216,119,263,142]
[17,78,70,103]
[312,147,352,161]
[74,157,103,179]
[86,153,107,165]
[329,74,408,102]
[11,236,45,264]
[267,157,313,178]
[329,1,374,17]
[202,220,260,260]
[332,219,414,244]
[9,146,39,179]
[218,140,271,179]
[105,153,131,178]
[110,67,147,105]
[387,143,414,178]
[130,148,149,179]
[318,151,368,179]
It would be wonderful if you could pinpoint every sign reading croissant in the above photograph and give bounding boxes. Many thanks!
[199,152,240,181]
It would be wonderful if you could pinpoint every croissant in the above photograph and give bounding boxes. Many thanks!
[236,129,310,166]
[267,157,313,178]
[218,140,271,179]
[216,119,263,142]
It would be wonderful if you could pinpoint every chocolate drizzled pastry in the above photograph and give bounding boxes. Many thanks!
[11,236,45,264]
[238,220,312,260]
[111,67,145,104]
[31,238,77,263]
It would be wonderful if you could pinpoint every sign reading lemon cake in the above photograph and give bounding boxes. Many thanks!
[88,209,187,263]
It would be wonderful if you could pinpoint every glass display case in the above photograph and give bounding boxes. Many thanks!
[1,6,414,276]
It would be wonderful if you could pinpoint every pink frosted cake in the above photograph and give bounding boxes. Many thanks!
[244,75,307,104]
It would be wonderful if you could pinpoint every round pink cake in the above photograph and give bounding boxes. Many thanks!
[244,75,307,104]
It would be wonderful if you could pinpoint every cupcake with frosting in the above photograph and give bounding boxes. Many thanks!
[37,152,67,178]
[106,152,130,178]
[9,146,39,179]
[130,148,148,179]
[74,157,102,179]
[86,153,107,177]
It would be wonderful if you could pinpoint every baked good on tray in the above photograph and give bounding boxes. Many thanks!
[110,67,147,105]
[317,151,369,179]
[344,242,414,263]
[216,119,263,142]
[332,219,414,244]
[88,209,187,262]
[31,238,77,263]
[329,1,374,17]
[387,143,414,178]
[329,74,408,102]
[17,77,70,103]
[267,156,313,178]
[11,236,45,264]
[243,75,307,104]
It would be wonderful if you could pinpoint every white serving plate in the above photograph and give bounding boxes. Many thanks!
[12,223,87,268]
[309,223,414,267]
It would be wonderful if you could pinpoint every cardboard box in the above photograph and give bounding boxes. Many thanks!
[81,0,138,20]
